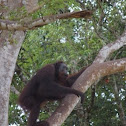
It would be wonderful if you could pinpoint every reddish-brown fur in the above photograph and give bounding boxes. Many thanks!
[18,61,86,126]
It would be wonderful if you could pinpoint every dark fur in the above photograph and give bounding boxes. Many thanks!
[18,61,86,126]
[66,66,87,87]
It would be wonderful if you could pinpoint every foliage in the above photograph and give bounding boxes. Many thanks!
[9,0,126,126]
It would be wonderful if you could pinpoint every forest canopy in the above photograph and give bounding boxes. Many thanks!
[1,0,125,126]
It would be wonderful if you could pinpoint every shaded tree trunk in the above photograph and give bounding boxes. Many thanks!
[0,0,35,125]
[0,1,25,125]
[0,30,24,126]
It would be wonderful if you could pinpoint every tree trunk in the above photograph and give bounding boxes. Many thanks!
[0,0,25,125]
[46,31,126,125]
[47,58,126,126]
[0,0,92,125]
[0,31,25,126]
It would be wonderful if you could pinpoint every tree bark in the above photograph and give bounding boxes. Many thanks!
[0,10,92,31]
[0,0,125,125]
[94,31,126,63]
[0,31,24,126]
[0,1,25,126]
[0,0,37,125]
[0,0,92,125]
[47,58,126,126]
[46,31,126,126]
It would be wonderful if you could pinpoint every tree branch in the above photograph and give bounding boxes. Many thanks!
[0,10,92,31]
[46,58,126,126]
[94,30,126,63]
[45,31,126,126]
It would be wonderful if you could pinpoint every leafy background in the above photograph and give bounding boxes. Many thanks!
[9,0,126,126]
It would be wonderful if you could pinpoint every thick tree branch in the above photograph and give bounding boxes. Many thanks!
[94,30,126,63]
[45,30,126,126]
[0,10,92,31]
[47,58,126,126]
